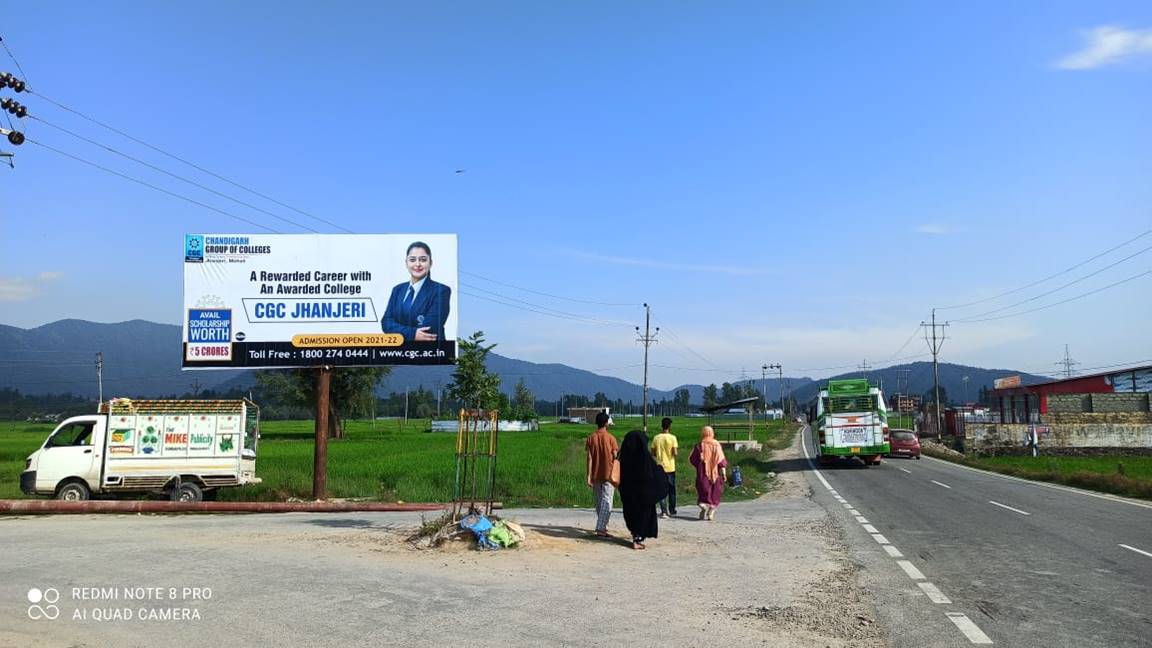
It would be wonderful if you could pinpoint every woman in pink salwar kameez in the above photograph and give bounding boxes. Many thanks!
[689,426,728,520]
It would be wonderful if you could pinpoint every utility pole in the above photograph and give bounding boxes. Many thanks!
[1057,344,1079,378]
[313,366,331,500]
[764,363,782,422]
[922,310,949,440]
[761,365,768,416]
[95,352,104,404]
[636,303,659,432]
[858,359,872,383]
[0,70,30,167]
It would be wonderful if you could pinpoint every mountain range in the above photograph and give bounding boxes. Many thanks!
[0,320,1052,405]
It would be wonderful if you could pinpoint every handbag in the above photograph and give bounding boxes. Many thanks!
[609,457,621,487]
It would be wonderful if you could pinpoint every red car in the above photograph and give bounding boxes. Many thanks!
[887,429,921,459]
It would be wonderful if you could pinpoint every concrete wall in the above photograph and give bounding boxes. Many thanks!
[1046,393,1150,414]
[967,422,1152,452]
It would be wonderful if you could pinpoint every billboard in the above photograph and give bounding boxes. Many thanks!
[993,375,1021,390]
[182,234,458,368]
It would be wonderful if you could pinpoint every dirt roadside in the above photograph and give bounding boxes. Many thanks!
[1,431,886,648]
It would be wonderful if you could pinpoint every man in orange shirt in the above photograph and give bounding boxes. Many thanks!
[585,411,618,536]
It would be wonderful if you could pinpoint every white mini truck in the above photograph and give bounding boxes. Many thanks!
[21,398,260,502]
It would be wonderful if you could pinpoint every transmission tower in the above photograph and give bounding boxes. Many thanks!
[1056,344,1079,379]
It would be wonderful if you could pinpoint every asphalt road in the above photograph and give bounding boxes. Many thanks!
[799,427,1152,647]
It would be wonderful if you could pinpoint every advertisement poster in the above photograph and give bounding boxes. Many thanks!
[182,234,458,368]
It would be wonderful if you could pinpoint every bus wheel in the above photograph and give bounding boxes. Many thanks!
[55,480,91,501]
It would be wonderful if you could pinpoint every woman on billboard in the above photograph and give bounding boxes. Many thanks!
[381,241,451,343]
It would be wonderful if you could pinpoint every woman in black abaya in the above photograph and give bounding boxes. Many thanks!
[617,429,671,550]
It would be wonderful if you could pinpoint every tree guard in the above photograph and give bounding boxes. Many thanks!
[452,408,499,520]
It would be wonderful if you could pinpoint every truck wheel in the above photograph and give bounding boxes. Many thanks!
[173,481,203,503]
[55,480,91,501]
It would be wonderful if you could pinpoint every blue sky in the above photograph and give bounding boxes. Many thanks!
[2,2,1150,389]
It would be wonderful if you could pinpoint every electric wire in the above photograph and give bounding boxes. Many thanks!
[460,282,633,326]
[461,270,636,307]
[950,243,1152,321]
[460,290,632,328]
[33,116,321,233]
[938,228,1152,310]
[953,269,1151,323]
[27,138,279,233]
[26,89,354,233]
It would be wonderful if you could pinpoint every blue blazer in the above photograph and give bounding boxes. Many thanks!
[381,279,452,342]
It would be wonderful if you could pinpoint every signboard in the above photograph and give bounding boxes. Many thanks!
[182,234,458,368]
[993,375,1021,390]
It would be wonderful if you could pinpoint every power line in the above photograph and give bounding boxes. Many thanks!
[461,270,636,307]
[27,89,353,233]
[885,323,925,362]
[33,116,320,233]
[649,313,723,369]
[938,227,1152,310]
[27,138,279,233]
[460,290,631,327]
[950,243,1152,321]
[953,269,1151,323]
[460,283,633,326]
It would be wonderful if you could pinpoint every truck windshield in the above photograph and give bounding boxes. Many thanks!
[47,423,94,448]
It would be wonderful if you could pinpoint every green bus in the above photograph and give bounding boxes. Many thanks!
[812,378,890,466]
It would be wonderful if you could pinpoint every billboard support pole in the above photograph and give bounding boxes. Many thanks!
[313,366,332,500]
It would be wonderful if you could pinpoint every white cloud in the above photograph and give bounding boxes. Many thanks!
[562,250,774,276]
[1055,26,1152,70]
[915,223,959,235]
[0,272,64,302]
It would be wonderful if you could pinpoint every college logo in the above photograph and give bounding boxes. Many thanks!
[185,234,205,263]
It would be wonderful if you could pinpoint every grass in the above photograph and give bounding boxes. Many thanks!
[0,417,798,507]
[923,446,1152,501]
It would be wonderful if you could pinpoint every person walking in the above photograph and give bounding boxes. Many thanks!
[585,411,619,537]
[690,426,728,521]
[617,429,670,550]
[650,417,679,518]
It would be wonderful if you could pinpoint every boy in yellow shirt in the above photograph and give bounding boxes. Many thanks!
[650,417,678,518]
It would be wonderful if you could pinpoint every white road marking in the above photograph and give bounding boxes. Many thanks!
[947,612,994,644]
[847,509,860,516]
[829,490,838,495]
[1119,544,1152,559]
[899,467,912,474]
[931,480,952,489]
[883,545,904,558]
[871,533,890,545]
[843,503,853,509]
[834,497,847,503]
[917,582,951,604]
[855,516,869,524]
[924,455,1152,510]
[896,560,926,580]
[862,524,879,533]
[989,500,1031,516]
